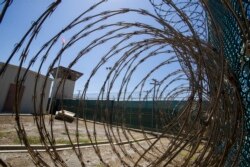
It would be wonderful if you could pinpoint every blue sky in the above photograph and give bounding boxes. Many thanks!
[0,0,186,98]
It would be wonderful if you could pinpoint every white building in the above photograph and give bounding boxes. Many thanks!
[50,66,83,99]
[0,62,52,114]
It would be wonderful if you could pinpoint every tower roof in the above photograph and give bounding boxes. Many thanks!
[50,66,83,81]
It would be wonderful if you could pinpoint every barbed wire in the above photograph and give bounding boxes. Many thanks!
[0,0,249,166]
[0,0,13,23]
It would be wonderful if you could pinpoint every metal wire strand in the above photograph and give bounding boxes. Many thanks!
[0,0,248,166]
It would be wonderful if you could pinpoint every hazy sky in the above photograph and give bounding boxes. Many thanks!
[0,1,184,98]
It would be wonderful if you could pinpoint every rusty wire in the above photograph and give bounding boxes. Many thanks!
[0,0,12,23]
[0,0,247,166]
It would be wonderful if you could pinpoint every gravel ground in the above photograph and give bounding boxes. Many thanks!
[0,115,150,145]
[0,139,182,167]
[0,115,171,167]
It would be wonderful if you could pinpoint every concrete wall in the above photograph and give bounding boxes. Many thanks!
[52,79,75,99]
[0,63,52,114]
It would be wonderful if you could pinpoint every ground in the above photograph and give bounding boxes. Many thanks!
[0,115,197,167]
